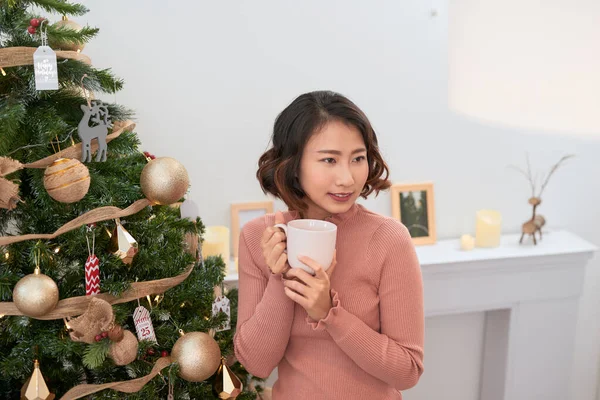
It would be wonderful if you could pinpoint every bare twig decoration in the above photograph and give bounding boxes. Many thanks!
[509,153,575,245]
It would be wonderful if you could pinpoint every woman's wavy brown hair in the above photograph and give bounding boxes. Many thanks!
[256,90,391,213]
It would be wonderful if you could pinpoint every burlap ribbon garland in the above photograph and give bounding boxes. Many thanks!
[0,178,20,210]
[0,120,136,210]
[59,356,173,400]
[0,46,92,68]
[0,262,194,319]
[0,120,135,174]
[0,197,199,318]
[0,197,151,246]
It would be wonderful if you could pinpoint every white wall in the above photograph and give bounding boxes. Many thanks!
[81,1,600,399]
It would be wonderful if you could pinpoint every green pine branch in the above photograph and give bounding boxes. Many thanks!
[0,100,27,155]
[27,0,88,16]
[48,25,99,48]
[83,339,111,369]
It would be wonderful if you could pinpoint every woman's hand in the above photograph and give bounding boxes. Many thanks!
[282,252,337,321]
[261,211,290,276]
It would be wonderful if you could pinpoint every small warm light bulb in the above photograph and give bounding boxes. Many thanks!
[4,252,8,260]
[180,302,186,308]
[63,318,72,331]
[54,247,61,254]
[0,68,6,76]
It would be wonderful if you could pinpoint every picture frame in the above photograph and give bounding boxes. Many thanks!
[230,201,274,259]
[390,182,436,245]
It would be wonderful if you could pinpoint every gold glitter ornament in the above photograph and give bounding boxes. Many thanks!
[21,360,55,400]
[213,357,243,399]
[43,158,90,203]
[13,267,59,318]
[140,157,189,205]
[171,331,221,382]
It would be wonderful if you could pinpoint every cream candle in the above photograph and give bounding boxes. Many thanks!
[475,210,502,248]
[460,234,475,251]
[201,226,230,272]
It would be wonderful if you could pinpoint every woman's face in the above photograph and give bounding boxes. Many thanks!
[299,119,369,220]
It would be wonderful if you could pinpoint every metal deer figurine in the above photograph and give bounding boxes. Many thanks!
[510,154,574,245]
[78,101,112,162]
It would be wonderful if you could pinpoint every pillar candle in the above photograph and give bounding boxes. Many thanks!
[202,226,230,272]
[475,210,502,248]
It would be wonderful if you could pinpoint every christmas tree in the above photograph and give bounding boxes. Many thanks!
[0,1,263,398]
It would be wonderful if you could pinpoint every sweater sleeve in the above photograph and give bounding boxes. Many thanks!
[305,219,424,390]
[233,218,296,379]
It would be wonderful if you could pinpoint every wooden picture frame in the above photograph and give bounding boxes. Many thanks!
[391,182,436,245]
[231,201,274,260]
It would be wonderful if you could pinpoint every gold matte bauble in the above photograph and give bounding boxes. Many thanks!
[140,157,189,205]
[13,269,59,318]
[172,332,221,382]
[43,158,90,203]
[108,330,139,366]
[51,16,85,52]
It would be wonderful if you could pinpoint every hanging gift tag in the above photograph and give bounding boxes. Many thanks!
[33,46,58,90]
[212,295,231,332]
[133,305,157,343]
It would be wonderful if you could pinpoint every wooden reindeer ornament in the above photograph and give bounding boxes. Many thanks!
[510,154,574,245]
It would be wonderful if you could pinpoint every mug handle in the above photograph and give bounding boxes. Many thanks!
[273,223,287,236]
[273,224,288,254]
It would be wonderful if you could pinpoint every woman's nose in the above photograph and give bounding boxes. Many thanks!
[335,166,355,187]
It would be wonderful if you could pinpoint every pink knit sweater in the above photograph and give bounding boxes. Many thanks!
[234,203,424,399]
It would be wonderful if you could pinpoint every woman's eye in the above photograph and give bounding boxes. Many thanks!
[321,158,336,164]
[353,156,366,162]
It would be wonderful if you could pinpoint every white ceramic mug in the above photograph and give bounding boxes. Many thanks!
[274,219,337,275]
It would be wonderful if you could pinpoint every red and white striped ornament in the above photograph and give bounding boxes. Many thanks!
[85,254,100,295]
[133,305,157,343]
[85,224,100,295]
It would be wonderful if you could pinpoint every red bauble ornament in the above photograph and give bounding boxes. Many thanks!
[95,334,102,342]
[27,26,36,34]
[161,350,169,357]
[101,331,108,338]
[30,18,40,27]
[147,348,155,356]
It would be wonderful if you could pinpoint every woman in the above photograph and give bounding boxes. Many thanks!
[233,90,424,399]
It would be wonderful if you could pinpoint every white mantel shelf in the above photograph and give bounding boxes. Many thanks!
[417,229,596,266]
[224,229,596,282]
[223,229,598,400]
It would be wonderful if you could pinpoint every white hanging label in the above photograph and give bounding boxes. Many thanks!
[133,305,157,343]
[212,295,231,332]
[33,46,58,90]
